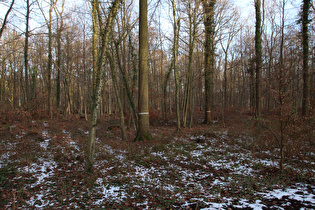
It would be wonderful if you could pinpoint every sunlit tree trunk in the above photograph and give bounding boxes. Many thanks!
[91,0,98,93]
[135,0,151,141]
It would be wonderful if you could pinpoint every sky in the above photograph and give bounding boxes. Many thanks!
[0,0,304,36]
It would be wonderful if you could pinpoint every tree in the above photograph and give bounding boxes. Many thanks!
[301,0,311,116]
[135,0,151,141]
[54,0,65,109]
[24,0,31,105]
[91,0,98,93]
[171,0,181,132]
[85,0,123,173]
[219,6,241,109]
[0,0,15,39]
[36,0,55,116]
[182,0,202,128]
[107,47,127,141]
[202,0,216,124]
[255,0,263,117]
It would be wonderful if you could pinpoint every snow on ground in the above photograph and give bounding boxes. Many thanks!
[1,128,314,209]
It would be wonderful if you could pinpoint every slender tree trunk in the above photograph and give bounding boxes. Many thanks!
[114,42,138,128]
[171,0,181,132]
[47,0,54,117]
[255,0,262,117]
[85,0,122,173]
[135,0,151,141]
[163,62,173,122]
[55,2,64,109]
[92,0,98,93]
[108,51,127,141]
[278,0,286,172]
[301,0,311,116]
[183,0,199,128]
[24,0,30,106]
[128,33,138,129]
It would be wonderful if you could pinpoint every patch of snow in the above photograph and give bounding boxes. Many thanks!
[191,150,203,157]
[94,178,127,205]
[42,130,49,138]
[24,159,57,207]
[40,139,51,150]
[258,159,278,167]
[261,183,315,204]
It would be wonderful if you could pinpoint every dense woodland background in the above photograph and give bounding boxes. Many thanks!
[0,0,315,160]
[0,0,313,118]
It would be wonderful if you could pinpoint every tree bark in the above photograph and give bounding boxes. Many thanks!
[255,0,262,117]
[107,50,127,141]
[171,0,181,133]
[54,0,64,109]
[183,0,199,128]
[91,0,98,93]
[135,0,151,141]
[301,0,311,116]
[85,0,122,173]
[24,0,30,106]
[202,0,216,124]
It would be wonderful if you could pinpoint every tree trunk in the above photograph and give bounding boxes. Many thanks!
[301,0,311,116]
[163,62,172,122]
[107,51,127,141]
[114,42,138,128]
[55,1,64,109]
[183,0,199,128]
[135,0,151,141]
[172,0,181,133]
[92,0,98,93]
[202,0,216,124]
[255,0,262,117]
[85,0,122,173]
[0,0,15,39]
[24,0,30,106]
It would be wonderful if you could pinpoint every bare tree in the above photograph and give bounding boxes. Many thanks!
[182,0,202,128]
[0,0,15,39]
[171,0,181,132]
[85,0,123,173]
[301,0,311,116]
[24,0,31,105]
[255,0,263,117]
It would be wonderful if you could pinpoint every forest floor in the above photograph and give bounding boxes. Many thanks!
[0,112,314,209]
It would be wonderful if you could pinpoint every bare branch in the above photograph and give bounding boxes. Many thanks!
[0,0,15,38]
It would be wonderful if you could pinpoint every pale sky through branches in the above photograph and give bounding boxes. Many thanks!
[0,0,303,37]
